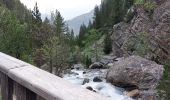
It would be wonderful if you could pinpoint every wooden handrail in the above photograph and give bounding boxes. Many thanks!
[0,52,109,100]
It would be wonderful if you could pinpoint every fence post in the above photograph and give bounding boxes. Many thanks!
[0,72,13,100]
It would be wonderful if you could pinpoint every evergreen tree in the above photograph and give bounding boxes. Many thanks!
[54,10,65,38]
[103,34,112,54]
[78,24,87,47]
[32,2,42,26]
[93,6,101,29]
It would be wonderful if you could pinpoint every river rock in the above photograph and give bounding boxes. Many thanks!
[89,62,104,69]
[106,56,164,90]
[125,89,140,98]
[82,78,90,85]
[93,77,103,82]
[86,86,93,91]
[73,64,84,70]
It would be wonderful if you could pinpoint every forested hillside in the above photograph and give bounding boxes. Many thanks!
[0,0,77,75]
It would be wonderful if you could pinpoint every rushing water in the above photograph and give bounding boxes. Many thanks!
[63,69,132,100]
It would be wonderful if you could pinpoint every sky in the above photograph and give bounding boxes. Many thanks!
[20,0,101,20]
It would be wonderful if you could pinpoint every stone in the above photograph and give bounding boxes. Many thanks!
[100,55,117,65]
[126,89,140,98]
[93,77,102,82]
[89,62,104,69]
[82,78,90,85]
[73,64,84,70]
[106,56,164,90]
[86,86,93,91]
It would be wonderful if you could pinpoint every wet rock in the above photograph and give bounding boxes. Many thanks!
[69,72,79,76]
[106,56,164,90]
[93,77,103,82]
[83,71,86,74]
[82,78,90,85]
[89,62,104,69]
[86,86,93,91]
[72,64,84,70]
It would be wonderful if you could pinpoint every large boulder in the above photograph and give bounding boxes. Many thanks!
[106,56,164,90]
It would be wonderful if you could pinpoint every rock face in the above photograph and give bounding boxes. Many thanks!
[111,0,170,66]
[106,56,164,90]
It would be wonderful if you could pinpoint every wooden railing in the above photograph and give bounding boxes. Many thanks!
[0,52,109,100]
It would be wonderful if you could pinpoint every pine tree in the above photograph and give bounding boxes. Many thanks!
[78,24,87,47]
[93,6,101,29]
[54,10,65,38]
[32,2,42,26]
[103,34,112,54]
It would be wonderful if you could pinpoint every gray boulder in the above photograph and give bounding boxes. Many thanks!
[89,62,104,69]
[73,64,84,70]
[106,56,164,90]
[100,55,117,65]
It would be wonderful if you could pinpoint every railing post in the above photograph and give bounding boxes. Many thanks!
[37,96,46,100]
[0,71,13,100]
[26,89,37,100]
[13,82,26,100]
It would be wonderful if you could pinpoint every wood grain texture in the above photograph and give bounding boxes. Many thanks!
[13,82,26,100]
[0,52,110,100]
[26,88,37,100]
[37,96,46,100]
[0,72,13,100]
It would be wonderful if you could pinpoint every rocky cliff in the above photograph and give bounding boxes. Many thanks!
[111,0,170,66]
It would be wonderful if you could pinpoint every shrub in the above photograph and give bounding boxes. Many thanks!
[134,0,145,5]
[144,1,157,12]
[157,65,170,99]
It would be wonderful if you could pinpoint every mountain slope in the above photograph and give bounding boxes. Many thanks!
[66,10,94,35]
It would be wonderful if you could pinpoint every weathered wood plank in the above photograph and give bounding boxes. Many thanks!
[0,52,30,74]
[0,52,110,100]
[13,82,26,100]
[37,96,46,100]
[8,66,110,100]
[0,72,13,100]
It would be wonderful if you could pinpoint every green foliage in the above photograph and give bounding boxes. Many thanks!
[32,2,42,25]
[134,0,145,5]
[0,0,77,76]
[54,10,66,38]
[92,0,134,29]
[85,55,92,68]
[126,32,150,57]
[41,36,71,74]
[135,32,150,56]
[0,7,31,60]
[144,1,157,12]
[78,24,87,47]
[103,34,112,54]
[157,65,170,99]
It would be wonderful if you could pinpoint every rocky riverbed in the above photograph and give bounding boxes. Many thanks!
[63,68,132,100]
[61,55,164,100]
